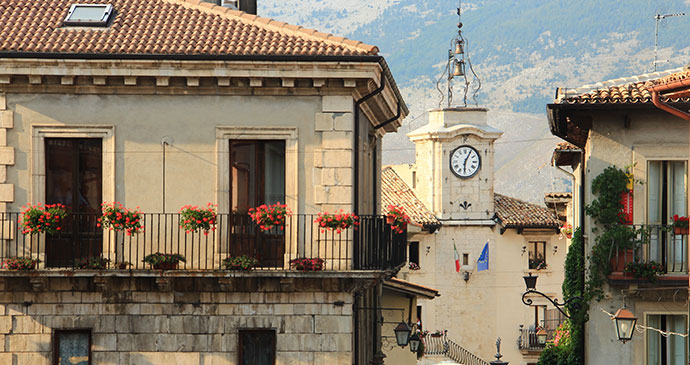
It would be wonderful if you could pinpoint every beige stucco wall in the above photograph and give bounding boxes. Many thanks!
[5,92,358,214]
[570,108,690,364]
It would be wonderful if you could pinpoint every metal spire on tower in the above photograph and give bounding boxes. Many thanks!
[437,0,481,108]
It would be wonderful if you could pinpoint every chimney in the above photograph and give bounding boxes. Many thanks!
[202,0,257,15]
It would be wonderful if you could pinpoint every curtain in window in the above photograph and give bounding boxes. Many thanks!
[647,315,687,365]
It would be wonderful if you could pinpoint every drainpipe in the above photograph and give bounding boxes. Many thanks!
[647,82,690,359]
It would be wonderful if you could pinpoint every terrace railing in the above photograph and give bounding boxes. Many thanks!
[0,212,406,271]
[609,224,688,275]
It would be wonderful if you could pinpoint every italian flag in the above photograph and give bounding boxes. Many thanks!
[453,243,460,272]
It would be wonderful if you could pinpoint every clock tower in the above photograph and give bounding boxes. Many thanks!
[407,107,503,222]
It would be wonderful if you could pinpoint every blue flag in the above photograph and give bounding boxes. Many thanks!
[477,241,489,272]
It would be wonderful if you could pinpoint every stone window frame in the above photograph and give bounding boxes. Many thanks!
[31,125,116,205]
[215,126,298,215]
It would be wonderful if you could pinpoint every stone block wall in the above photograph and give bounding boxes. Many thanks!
[313,96,354,213]
[0,275,355,364]
[0,93,13,211]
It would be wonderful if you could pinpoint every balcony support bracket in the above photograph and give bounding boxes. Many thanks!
[155,277,173,292]
[280,278,295,292]
[29,277,46,292]
[218,277,234,292]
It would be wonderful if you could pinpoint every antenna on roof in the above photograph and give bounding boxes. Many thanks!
[436,0,481,108]
[653,12,685,71]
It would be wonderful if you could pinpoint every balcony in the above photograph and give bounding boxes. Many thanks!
[0,212,406,272]
[608,224,688,284]
[517,317,565,353]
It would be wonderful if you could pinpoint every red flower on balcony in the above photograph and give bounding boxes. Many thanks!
[98,202,143,236]
[386,205,410,234]
[180,203,217,235]
[672,215,689,235]
[249,202,291,231]
[20,203,67,235]
[315,210,359,234]
[289,257,325,271]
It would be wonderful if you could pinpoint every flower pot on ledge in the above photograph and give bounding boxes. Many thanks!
[610,249,634,272]
[153,262,179,270]
[674,227,689,235]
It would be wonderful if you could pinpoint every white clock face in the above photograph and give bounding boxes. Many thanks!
[450,145,481,178]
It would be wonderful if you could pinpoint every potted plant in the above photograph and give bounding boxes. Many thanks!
[20,203,67,235]
[560,223,573,239]
[289,257,325,271]
[315,211,359,234]
[2,257,40,270]
[116,261,131,270]
[672,215,689,235]
[98,202,143,236]
[408,262,420,271]
[248,202,290,231]
[76,256,110,270]
[624,261,664,282]
[386,205,410,234]
[180,203,217,235]
[143,253,186,270]
[222,255,259,271]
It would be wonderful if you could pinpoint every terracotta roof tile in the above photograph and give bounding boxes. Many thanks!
[544,192,572,199]
[494,193,559,228]
[555,67,690,105]
[380,168,440,226]
[0,0,378,57]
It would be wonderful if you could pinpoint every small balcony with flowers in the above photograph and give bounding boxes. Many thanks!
[607,217,689,287]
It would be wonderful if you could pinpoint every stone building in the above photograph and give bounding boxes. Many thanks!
[0,0,409,364]
[382,108,567,365]
[548,67,690,365]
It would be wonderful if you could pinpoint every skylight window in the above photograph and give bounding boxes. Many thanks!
[63,4,113,27]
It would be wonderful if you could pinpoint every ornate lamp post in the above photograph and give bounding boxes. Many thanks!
[521,273,584,318]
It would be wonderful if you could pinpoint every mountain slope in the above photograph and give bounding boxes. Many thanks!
[260,0,690,202]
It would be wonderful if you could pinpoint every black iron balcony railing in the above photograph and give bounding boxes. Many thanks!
[0,212,406,271]
[609,224,688,275]
[517,318,565,351]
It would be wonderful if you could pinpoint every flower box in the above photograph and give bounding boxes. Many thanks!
[3,257,40,270]
[249,203,290,231]
[290,258,325,271]
[624,261,664,282]
[180,203,217,235]
[76,257,110,270]
[315,211,358,234]
[672,215,689,235]
[143,253,185,270]
[386,205,410,234]
[222,255,259,271]
[610,249,634,272]
[20,203,67,235]
[98,202,143,236]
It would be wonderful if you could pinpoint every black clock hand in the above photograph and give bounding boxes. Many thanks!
[462,153,470,173]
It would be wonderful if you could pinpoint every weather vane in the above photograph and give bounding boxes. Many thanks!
[437,0,481,108]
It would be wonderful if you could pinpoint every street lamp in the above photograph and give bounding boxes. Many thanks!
[613,307,637,344]
[521,273,584,319]
[408,332,422,353]
[393,321,412,347]
[536,328,548,346]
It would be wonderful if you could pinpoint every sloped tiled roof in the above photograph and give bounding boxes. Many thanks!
[0,0,378,57]
[555,67,690,105]
[494,193,559,228]
[381,168,440,226]
[544,192,572,200]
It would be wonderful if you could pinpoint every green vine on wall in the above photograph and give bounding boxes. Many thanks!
[584,165,647,300]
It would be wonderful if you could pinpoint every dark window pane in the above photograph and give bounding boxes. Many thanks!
[240,330,276,365]
[55,330,90,365]
[529,242,546,270]
[409,242,419,265]
[230,140,285,213]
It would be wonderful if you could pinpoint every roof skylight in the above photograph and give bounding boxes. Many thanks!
[63,4,113,27]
